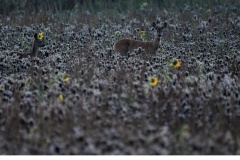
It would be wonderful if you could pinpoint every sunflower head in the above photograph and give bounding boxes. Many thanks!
[140,30,146,36]
[170,59,181,68]
[142,2,148,8]
[59,94,63,100]
[163,8,167,14]
[38,32,43,40]
[63,75,69,82]
[149,76,158,86]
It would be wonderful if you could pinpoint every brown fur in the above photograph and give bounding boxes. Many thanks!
[114,38,159,55]
[10,33,45,58]
[114,22,167,56]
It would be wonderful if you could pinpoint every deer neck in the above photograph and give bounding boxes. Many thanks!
[31,41,38,56]
[153,33,160,50]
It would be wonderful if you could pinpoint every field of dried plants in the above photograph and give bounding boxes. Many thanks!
[0,1,240,155]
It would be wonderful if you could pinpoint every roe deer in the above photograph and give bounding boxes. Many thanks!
[10,33,45,58]
[114,22,167,56]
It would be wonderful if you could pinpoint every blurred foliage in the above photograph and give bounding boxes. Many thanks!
[0,0,239,14]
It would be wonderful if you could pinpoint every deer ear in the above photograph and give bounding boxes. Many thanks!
[162,22,167,29]
[34,33,38,39]
[152,22,156,29]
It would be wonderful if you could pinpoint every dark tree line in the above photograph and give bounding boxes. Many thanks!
[0,0,239,15]
[0,0,172,14]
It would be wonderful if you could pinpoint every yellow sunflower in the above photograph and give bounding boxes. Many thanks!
[142,2,148,8]
[38,32,43,40]
[140,30,146,36]
[163,8,167,14]
[170,59,181,68]
[59,94,63,100]
[63,75,69,82]
[149,76,158,86]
